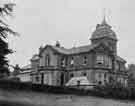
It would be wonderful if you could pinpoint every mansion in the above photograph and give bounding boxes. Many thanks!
[29,18,128,87]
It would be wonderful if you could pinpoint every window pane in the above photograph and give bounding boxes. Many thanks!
[45,55,50,66]
[71,57,74,65]
[96,55,104,64]
[83,56,87,65]
[61,58,65,67]
[83,72,87,76]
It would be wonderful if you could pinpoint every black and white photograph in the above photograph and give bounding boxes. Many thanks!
[0,0,135,106]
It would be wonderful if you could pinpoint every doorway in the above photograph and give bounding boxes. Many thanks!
[41,73,44,85]
[60,73,64,86]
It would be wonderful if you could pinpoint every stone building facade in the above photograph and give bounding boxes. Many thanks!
[17,64,31,82]
[30,18,128,87]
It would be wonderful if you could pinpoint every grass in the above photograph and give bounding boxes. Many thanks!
[0,88,134,106]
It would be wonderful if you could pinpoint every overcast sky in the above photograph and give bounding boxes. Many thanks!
[3,0,135,67]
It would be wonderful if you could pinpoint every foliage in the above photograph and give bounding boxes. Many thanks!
[0,80,135,100]
[12,64,21,76]
[0,2,17,77]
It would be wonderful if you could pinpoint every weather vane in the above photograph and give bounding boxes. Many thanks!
[102,8,107,24]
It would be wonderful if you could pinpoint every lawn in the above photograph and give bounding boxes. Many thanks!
[0,88,134,106]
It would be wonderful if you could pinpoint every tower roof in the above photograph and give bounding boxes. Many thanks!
[90,17,117,41]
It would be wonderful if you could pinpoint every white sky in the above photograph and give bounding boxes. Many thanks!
[4,0,135,67]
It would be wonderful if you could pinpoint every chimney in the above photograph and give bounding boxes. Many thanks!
[56,41,60,47]
[39,46,43,52]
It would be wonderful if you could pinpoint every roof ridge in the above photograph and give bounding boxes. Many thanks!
[68,44,91,50]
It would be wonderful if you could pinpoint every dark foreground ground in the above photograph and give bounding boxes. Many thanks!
[0,88,135,106]
[0,100,35,106]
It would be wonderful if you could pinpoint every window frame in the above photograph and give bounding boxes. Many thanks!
[96,55,104,65]
[70,57,74,66]
[61,57,66,67]
[35,76,40,82]
[83,56,87,65]
[45,54,50,66]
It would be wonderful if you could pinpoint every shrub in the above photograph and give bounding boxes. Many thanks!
[0,80,135,100]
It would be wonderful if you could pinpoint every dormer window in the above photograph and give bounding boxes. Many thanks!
[83,56,87,65]
[45,54,50,66]
[96,55,104,65]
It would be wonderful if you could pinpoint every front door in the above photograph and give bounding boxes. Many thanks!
[41,73,44,85]
[60,73,64,86]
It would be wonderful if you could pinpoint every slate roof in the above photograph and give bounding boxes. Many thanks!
[51,43,98,55]
[19,64,32,74]
[31,54,39,61]
[91,19,117,41]
[51,44,126,63]
[116,56,126,63]
[22,64,31,69]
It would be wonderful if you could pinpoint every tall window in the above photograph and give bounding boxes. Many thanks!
[104,56,112,68]
[98,73,102,79]
[104,55,108,66]
[45,54,50,66]
[35,75,39,82]
[96,55,104,64]
[108,57,112,68]
[104,73,107,79]
[70,57,74,66]
[61,57,65,67]
[83,56,87,65]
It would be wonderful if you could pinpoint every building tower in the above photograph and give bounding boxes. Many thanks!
[90,16,118,55]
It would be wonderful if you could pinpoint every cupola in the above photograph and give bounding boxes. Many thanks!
[90,16,117,41]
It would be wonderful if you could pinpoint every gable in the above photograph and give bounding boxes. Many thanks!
[39,45,57,56]
[39,45,59,66]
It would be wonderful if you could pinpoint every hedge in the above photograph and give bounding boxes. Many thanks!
[0,79,135,100]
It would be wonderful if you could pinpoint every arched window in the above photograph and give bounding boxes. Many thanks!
[45,54,50,66]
